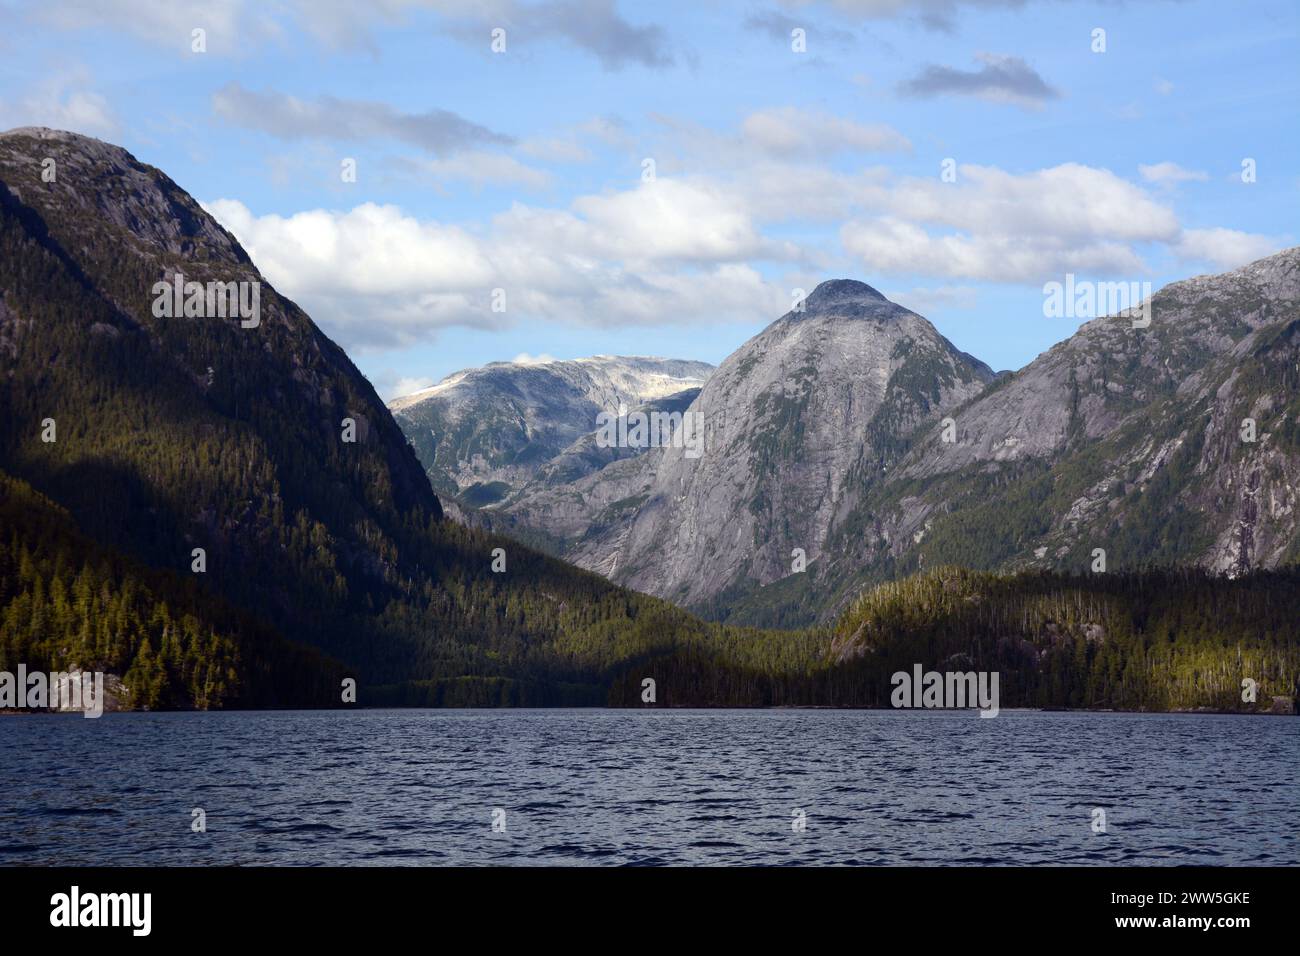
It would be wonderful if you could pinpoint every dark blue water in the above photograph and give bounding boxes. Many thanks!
[1,709,1295,865]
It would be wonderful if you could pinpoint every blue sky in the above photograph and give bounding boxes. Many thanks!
[1,0,1297,397]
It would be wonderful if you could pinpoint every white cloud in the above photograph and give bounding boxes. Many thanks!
[1174,228,1291,271]
[206,148,1281,343]
[1139,161,1208,186]
[840,162,1182,282]
[511,352,558,365]
[565,178,797,263]
[200,115,1283,343]
[842,218,1148,282]
[389,375,436,399]
[884,163,1178,242]
[203,185,787,349]
[204,199,496,295]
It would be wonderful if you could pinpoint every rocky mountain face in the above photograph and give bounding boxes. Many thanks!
[498,280,995,612]
[820,247,1300,603]
[389,356,711,506]
[718,247,1300,625]
[436,251,1300,628]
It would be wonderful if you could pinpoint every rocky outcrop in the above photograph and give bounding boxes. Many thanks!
[503,280,994,607]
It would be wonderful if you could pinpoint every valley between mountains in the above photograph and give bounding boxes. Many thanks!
[2,127,1297,713]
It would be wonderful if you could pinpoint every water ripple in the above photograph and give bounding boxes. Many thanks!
[0,709,1295,865]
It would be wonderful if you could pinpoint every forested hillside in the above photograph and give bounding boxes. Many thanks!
[612,566,1300,711]
[0,471,342,708]
[0,127,725,707]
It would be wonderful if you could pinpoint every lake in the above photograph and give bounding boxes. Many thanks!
[1,709,1295,865]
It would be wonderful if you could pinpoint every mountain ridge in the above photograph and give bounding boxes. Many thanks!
[413,246,1300,627]
[389,353,712,507]
[2,128,1296,715]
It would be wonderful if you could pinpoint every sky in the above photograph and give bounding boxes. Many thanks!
[1,0,1297,399]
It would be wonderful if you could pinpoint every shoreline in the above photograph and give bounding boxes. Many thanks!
[3,704,1295,717]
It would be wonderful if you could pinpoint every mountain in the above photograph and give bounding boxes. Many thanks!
[498,279,994,614]
[465,252,1300,628]
[802,247,1300,623]
[0,127,720,707]
[389,355,711,507]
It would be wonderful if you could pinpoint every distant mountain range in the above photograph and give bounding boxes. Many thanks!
[390,355,711,510]
[391,250,1300,628]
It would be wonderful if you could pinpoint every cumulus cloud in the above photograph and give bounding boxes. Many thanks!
[843,218,1149,282]
[564,178,799,263]
[204,199,494,292]
[840,162,1181,282]
[191,78,1286,343]
[205,146,1276,345]
[202,185,786,349]
[212,83,510,155]
[899,53,1060,109]
[883,163,1178,242]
